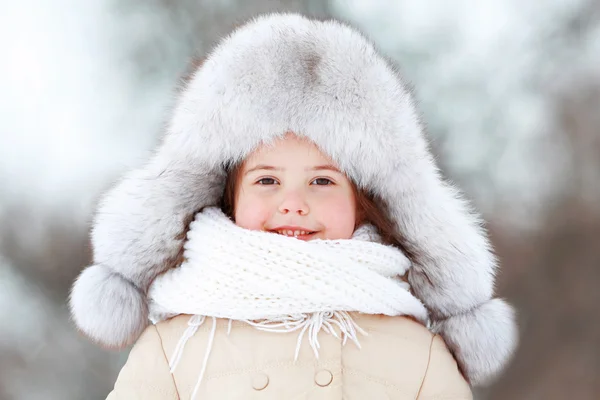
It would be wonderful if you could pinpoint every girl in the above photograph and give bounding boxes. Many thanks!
[70,13,517,399]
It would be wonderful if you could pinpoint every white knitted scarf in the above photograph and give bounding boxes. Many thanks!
[148,207,428,398]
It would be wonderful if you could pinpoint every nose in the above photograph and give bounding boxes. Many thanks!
[278,191,309,216]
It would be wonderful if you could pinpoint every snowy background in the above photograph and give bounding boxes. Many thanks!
[1,0,599,399]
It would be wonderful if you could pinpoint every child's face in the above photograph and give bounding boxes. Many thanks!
[234,134,356,241]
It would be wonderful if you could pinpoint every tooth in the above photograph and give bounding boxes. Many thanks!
[287,230,293,236]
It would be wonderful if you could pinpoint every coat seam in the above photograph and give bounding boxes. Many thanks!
[340,321,345,398]
[415,333,436,399]
[154,324,181,400]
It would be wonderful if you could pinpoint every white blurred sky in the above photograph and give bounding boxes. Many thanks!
[0,0,177,219]
[0,0,598,229]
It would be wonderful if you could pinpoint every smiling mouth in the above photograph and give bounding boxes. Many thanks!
[271,229,317,238]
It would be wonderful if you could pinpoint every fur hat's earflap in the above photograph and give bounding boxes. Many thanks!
[69,162,225,348]
[379,157,519,385]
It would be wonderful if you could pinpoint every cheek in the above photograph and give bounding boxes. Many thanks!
[317,192,356,239]
[234,192,272,230]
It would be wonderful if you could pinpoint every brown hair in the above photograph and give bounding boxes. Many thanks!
[220,163,412,255]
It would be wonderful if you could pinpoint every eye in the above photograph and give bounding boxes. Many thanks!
[311,178,334,186]
[256,177,278,185]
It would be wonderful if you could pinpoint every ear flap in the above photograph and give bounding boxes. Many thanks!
[69,156,225,348]
[377,151,518,385]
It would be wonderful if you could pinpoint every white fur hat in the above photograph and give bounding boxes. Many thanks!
[69,13,517,385]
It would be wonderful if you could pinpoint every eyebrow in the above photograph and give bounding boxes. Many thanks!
[244,164,341,176]
[309,164,342,173]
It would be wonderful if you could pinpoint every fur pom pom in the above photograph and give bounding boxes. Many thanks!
[431,298,518,386]
[69,264,149,349]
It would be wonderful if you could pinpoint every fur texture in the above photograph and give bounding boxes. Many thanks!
[70,264,147,348]
[431,298,518,385]
[69,13,517,384]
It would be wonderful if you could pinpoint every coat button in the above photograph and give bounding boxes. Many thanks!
[251,372,269,391]
[314,370,333,387]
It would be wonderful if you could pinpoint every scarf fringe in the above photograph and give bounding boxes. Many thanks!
[169,311,367,400]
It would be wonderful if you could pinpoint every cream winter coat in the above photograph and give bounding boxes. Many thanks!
[107,314,472,399]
